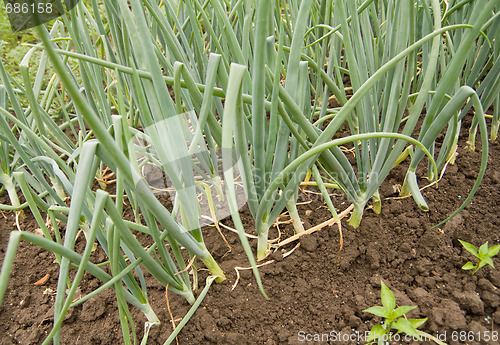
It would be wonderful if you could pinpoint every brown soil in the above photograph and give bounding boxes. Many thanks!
[1,117,499,345]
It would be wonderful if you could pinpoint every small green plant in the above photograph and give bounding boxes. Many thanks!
[363,281,445,345]
[459,240,500,275]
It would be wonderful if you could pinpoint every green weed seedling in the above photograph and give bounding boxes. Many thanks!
[363,281,446,345]
[459,240,500,275]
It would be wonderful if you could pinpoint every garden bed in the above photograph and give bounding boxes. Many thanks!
[1,117,499,345]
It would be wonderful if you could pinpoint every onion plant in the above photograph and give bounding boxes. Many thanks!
[37,0,268,288]
[441,2,500,141]
[303,0,493,228]
[36,0,225,274]
[33,0,494,262]
[220,0,495,257]
[1,3,228,344]
[0,50,71,212]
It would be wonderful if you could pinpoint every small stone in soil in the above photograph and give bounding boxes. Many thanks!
[18,295,30,308]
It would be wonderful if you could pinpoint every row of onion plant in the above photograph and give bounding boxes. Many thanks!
[0,2,229,343]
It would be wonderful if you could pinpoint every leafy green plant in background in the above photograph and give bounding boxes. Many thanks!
[0,6,55,86]
[459,240,500,275]
[363,281,446,345]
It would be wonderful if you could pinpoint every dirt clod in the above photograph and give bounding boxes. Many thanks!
[299,234,318,252]
[452,291,485,314]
